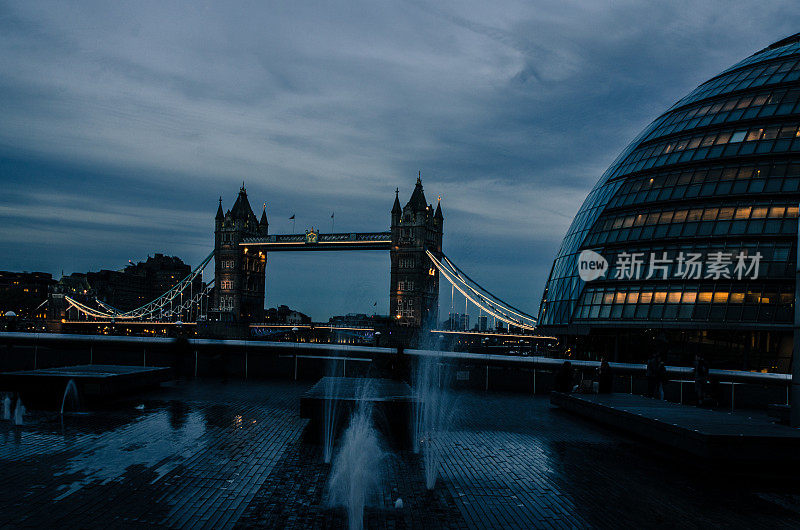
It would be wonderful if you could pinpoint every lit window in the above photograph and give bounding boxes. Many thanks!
[745,129,763,141]
[768,206,786,218]
[715,132,732,144]
[752,94,769,106]
[730,293,745,304]
[700,135,716,147]
[687,209,703,221]
[667,292,681,303]
[718,207,735,220]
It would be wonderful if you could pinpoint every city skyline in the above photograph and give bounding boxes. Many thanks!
[2,2,800,320]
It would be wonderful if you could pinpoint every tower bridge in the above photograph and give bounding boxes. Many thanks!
[213,176,443,329]
[56,175,538,341]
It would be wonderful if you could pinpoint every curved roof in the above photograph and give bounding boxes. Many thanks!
[539,34,800,330]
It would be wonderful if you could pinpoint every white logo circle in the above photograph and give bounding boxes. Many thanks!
[577,249,608,282]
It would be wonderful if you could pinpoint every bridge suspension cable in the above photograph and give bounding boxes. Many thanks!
[426,250,537,331]
[440,255,538,325]
[118,251,214,319]
[63,251,215,322]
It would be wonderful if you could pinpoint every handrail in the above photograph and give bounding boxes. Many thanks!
[0,332,789,386]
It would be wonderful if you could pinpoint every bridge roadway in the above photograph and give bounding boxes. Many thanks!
[60,323,555,341]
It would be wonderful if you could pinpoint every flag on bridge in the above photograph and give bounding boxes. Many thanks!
[289,214,295,220]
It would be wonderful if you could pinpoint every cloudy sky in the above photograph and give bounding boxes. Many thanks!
[1,1,799,320]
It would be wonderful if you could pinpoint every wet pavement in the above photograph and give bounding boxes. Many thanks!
[1,380,800,528]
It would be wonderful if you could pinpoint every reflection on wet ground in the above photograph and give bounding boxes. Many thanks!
[1,380,800,528]
[0,380,307,528]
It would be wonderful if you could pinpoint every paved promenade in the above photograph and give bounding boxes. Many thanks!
[1,380,800,528]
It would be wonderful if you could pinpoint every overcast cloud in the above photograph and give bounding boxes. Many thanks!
[1,1,798,320]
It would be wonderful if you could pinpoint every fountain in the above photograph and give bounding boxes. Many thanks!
[328,398,386,530]
[13,397,25,425]
[301,376,414,449]
[2,394,10,420]
[300,344,448,528]
[61,379,80,415]
[322,365,342,464]
[412,353,452,490]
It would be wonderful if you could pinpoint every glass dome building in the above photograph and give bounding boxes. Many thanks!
[538,34,800,371]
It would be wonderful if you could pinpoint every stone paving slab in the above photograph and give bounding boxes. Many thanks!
[1,380,800,528]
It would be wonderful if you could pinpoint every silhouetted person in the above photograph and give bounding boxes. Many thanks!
[656,355,668,400]
[554,361,573,393]
[597,358,613,394]
[693,353,709,407]
[172,332,190,380]
[391,345,410,383]
[646,353,659,398]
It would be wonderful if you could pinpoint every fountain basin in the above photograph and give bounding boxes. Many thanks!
[0,364,170,408]
[300,376,415,448]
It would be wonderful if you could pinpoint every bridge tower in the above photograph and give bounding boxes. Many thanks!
[390,176,443,329]
[213,185,268,322]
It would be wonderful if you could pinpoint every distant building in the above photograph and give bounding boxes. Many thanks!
[478,315,488,332]
[328,313,379,328]
[443,312,469,330]
[44,255,201,326]
[264,305,311,325]
[0,271,55,318]
[88,254,199,312]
